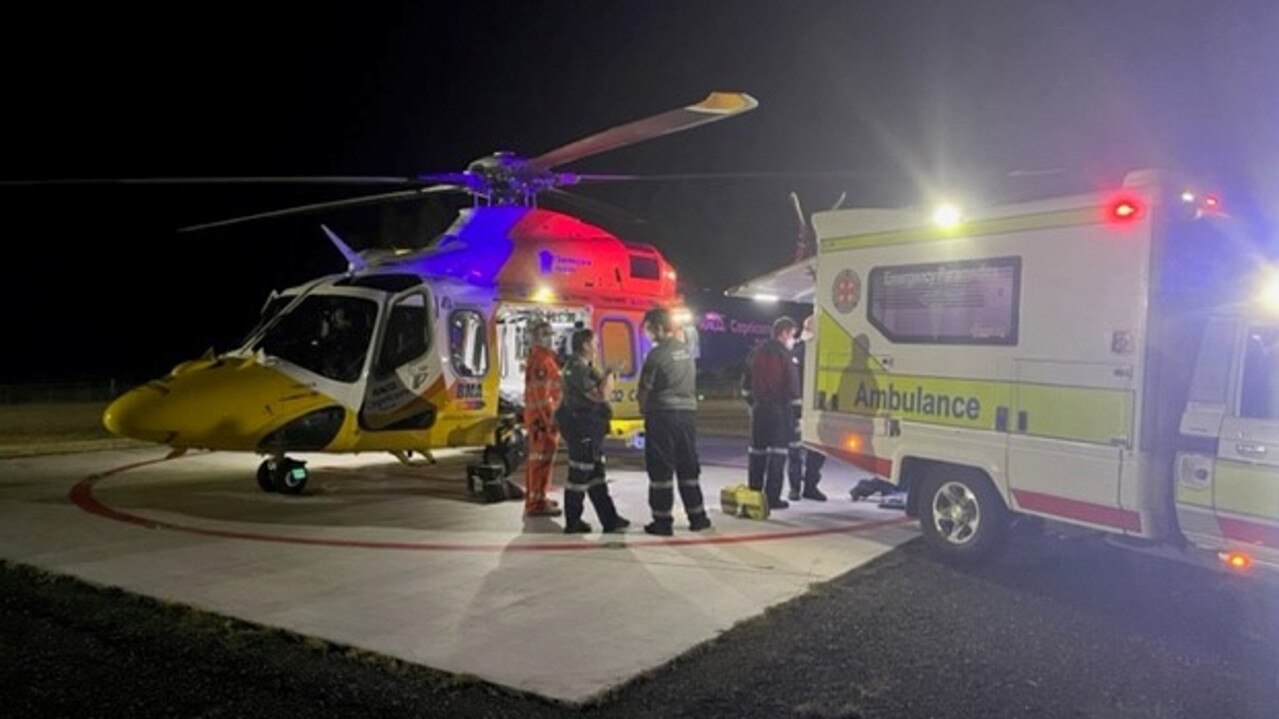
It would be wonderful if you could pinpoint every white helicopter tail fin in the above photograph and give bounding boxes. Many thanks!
[321,224,366,272]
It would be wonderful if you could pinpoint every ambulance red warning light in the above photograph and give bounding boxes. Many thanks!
[1106,195,1143,224]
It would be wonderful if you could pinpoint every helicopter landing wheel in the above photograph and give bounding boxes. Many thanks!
[256,460,277,492]
[257,457,309,495]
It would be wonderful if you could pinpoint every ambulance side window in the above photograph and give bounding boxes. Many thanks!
[450,310,490,378]
[867,256,1021,345]
[600,319,636,377]
[1239,326,1279,420]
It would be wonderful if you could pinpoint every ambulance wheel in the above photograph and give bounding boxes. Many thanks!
[274,458,310,496]
[256,460,277,492]
[918,466,1007,564]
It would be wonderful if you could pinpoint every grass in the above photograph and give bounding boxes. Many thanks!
[0,401,147,457]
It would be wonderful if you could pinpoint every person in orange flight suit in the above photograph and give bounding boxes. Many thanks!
[524,320,563,517]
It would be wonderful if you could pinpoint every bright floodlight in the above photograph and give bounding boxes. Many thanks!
[753,293,779,303]
[532,285,555,303]
[1258,273,1279,313]
[1180,190,1196,203]
[932,203,962,229]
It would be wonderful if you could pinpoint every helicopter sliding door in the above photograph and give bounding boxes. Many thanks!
[495,304,589,410]
[359,286,440,431]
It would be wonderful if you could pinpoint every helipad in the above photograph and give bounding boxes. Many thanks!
[0,437,916,703]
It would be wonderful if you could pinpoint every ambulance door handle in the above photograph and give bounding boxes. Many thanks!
[1017,411,1028,433]
[1236,443,1267,457]
[996,407,1009,432]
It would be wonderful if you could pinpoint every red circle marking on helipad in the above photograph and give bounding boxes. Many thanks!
[69,453,914,552]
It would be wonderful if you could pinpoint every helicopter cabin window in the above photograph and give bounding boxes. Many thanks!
[374,292,431,375]
[599,319,636,377]
[629,255,660,280]
[450,310,490,378]
[1239,325,1279,420]
[256,295,377,383]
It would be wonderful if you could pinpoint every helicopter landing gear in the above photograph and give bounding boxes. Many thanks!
[256,456,310,495]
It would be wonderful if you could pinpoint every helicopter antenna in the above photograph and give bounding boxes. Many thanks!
[321,224,366,273]
[789,192,814,262]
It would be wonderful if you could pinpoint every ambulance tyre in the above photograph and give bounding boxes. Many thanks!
[919,465,1007,564]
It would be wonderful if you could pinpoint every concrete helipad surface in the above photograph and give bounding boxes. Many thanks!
[0,436,916,703]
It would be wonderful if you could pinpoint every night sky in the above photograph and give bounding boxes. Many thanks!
[3,1,1277,384]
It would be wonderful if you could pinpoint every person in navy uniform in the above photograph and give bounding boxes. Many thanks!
[787,315,826,501]
[557,328,630,533]
[637,308,710,536]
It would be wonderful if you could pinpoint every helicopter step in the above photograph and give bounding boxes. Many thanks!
[256,456,310,495]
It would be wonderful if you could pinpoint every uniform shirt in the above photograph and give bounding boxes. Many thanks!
[745,339,798,405]
[523,345,562,426]
[561,354,606,412]
[638,338,697,414]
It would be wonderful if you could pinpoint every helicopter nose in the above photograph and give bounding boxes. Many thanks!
[103,381,183,444]
[102,357,335,451]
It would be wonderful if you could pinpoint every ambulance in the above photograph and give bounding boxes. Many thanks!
[739,169,1279,573]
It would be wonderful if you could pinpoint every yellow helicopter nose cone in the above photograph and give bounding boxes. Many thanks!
[103,382,179,444]
[102,357,337,451]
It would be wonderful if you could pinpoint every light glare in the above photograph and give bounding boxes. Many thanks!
[1257,273,1279,313]
[932,203,962,229]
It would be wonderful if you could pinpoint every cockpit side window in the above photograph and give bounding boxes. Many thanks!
[257,295,377,383]
[374,291,431,375]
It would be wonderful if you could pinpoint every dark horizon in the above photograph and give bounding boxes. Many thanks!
[3,1,1277,384]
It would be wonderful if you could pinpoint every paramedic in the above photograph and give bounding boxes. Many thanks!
[523,320,563,517]
[742,316,799,509]
[637,308,711,536]
[788,315,826,501]
[557,328,630,533]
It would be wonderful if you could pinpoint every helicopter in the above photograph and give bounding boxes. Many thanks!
[96,91,759,494]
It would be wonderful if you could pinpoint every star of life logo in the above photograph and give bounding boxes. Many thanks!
[832,269,861,314]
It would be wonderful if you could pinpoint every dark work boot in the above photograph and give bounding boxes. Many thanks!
[802,486,827,502]
[644,521,673,537]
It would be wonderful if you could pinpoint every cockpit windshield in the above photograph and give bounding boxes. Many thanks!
[253,295,378,383]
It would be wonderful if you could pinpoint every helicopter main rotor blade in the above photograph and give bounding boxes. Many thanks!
[179,185,462,233]
[546,188,649,229]
[566,169,887,183]
[0,176,417,187]
[528,92,758,173]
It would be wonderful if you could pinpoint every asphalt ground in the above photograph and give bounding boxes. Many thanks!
[2,402,1277,717]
